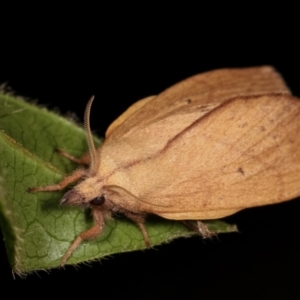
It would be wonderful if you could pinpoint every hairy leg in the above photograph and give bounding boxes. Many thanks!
[125,212,150,247]
[29,168,86,192]
[56,149,91,165]
[182,220,214,238]
[61,208,105,266]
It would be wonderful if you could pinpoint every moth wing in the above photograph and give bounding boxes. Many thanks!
[105,96,156,138]
[100,66,291,176]
[105,94,300,220]
[106,66,290,140]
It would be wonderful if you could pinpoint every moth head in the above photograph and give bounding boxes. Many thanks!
[61,96,104,208]
[61,176,105,208]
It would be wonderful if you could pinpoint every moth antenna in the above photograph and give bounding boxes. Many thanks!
[84,96,98,173]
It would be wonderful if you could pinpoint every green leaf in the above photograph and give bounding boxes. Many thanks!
[0,92,236,273]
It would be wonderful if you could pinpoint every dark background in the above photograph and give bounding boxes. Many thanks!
[1,7,300,299]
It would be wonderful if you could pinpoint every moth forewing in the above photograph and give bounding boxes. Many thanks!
[105,96,156,137]
[104,66,289,143]
[100,66,291,180]
[100,94,300,220]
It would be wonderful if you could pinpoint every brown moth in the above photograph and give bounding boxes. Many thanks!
[31,66,300,266]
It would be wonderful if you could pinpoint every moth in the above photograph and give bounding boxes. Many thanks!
[31,66,300,266]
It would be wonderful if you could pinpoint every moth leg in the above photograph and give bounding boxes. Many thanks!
[29,168,86,192]
[182,221,214,239]
[61,208,105,267]
[136,222,151,248]
[125,213,150,248]
[196,221,214,238]
[57,149,90,165]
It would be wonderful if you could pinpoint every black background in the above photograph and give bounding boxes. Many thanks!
[1,7,300,299]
